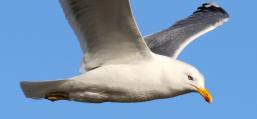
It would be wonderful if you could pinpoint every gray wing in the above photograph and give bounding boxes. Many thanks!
[60,0,152,72]
[145,3,229,58]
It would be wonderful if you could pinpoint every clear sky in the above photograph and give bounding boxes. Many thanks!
[1,0,256,118]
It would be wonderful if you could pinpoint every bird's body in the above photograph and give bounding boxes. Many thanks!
[22,54,196,103]
[20,0,229,103]
[62,54,174,103]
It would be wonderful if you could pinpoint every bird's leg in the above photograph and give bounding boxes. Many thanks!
[45,92,70,102]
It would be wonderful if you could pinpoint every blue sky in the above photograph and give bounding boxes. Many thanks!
[0,0,256,118]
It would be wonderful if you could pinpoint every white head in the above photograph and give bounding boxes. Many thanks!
[166,59,212,103]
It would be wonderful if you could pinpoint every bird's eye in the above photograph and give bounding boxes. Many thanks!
[188,75,194,81]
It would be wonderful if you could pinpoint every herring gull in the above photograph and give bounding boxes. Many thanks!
[20,0,229,103]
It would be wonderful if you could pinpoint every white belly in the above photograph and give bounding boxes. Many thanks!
[68,58,172,102]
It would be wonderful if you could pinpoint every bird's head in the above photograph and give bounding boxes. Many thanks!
[168,60,212,103]
[183,65,212,103]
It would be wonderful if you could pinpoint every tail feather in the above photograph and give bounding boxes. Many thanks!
[20,80,70,99]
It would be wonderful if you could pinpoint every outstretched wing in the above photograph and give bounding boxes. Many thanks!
[60,0,152,72]
[145,3,229,58]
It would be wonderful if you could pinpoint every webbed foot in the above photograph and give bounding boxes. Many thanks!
[45,92,70,102]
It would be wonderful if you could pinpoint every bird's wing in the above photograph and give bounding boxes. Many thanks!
[145,3,229,58]
[60,0,152,72]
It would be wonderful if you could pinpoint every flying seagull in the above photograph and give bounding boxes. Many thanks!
[20,0,229,103]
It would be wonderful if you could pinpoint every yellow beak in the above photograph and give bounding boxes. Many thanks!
[197,87,212,103]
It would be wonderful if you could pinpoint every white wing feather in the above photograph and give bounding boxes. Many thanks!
[60,0,152,72]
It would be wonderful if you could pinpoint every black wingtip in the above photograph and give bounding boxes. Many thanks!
[193,3,229,18]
